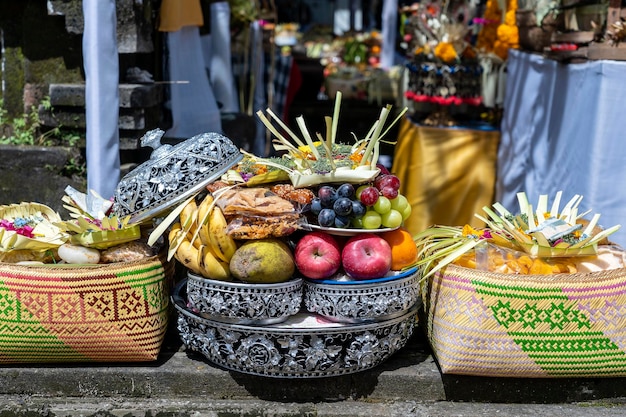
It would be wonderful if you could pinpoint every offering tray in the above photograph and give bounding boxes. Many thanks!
[186,273,303,325]
[306,224,399,237]
[173,281,417,378]
[303,267,421,323]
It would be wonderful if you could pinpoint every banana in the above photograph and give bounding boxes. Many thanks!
[199,220,212,247]
[187,231,202,250]
[174,240,204,276]
[180,199,198,229]
[197,194,215,226]
[168,222,182,244]
[208,205,238,262]
[182,198,206,249]
[167,222,186,261]
[197,194,216,246]
[201,244,231,281]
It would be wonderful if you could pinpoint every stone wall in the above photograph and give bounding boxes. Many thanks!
[0,0,161,134]
[0,0,163,210]
[0,145,86,216]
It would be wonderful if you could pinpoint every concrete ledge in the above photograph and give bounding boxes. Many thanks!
[1,323,626,406]
[2,397,625,417]
[48,84,163,109]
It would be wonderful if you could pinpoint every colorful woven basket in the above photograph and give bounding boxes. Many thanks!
[0,255,172,363]
[422,264,626,377]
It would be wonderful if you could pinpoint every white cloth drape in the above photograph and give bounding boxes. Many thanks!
[82,0,120,200]
[380,0,398,69]
[209,1,239,113]
[497,49,626,246]
[165,27,223,138]
[250,21,267,156]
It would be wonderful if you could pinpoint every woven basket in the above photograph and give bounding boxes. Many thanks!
[422,264,626,377]
[0,255,173,363]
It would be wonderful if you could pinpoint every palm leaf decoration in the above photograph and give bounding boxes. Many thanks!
[55,192,140,250]
[478,191,620,258]
[0,202,67,252]
[413,225,487,281]
[251,91,408,188]
[414,191,621,280]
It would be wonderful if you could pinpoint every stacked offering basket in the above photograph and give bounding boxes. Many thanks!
[170,95,420,377]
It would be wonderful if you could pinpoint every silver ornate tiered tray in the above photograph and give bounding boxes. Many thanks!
[186,273,303,325]
[303,268,421,323]
[173,281,417,378]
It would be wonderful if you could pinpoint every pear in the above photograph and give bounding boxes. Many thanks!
[229,239,295,284]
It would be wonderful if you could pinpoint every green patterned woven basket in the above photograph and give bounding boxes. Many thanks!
[0,255,172,363]
[421,264,626,377]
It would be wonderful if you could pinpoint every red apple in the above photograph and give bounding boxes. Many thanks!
[342,233,392,280]
[295,231,342,279]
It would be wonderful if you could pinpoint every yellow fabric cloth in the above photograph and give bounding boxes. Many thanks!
[392,117,500,237]
[158,0,204,32]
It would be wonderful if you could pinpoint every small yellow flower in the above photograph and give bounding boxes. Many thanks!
[349,152,363,164]
[462,224,481,237]
[434,42,458,63]
[298,141,322,160]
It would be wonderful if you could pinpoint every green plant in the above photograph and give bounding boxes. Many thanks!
[60,155,87,179]
[0,97,82,147]
[0,97,87,179]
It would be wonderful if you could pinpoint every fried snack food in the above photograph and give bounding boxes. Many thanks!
[206,180,230,194]
[453,245,578,275]
[216,187,302,239]
[216,187,296,216]
[453,244,626,275]
[270,183,315,205]
[226,213,301,240]
[100,241,156,263]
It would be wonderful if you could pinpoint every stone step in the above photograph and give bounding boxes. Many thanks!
[0,145,85,215]
[39,83,164,150]
[2,396,624,417]
[1,322,626,407]
[47,83,163,109]
[39,106,161,132]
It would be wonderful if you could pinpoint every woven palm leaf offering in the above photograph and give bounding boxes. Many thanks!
[229,91,407,188]
[0,202,67,262]
[53,186,141,250]
[414,191,623,280]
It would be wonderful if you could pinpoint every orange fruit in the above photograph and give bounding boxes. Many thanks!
[381,227,418,271]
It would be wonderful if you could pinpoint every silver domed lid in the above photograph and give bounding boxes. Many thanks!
[113,129,243,224]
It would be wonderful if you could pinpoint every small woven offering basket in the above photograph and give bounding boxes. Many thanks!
[0,255,173,363]
[421,262,626,378]
[416,191,625,377]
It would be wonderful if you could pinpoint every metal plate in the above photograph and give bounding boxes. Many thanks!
[186,274,303,325]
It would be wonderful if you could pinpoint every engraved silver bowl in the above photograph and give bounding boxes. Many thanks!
[186,273,303,325]
[303,268,421,323]
[113,129,243,224]
[173,281,417,378]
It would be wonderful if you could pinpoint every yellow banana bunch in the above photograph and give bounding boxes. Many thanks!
[201,244,231,281]
[207,206,238,262]
[168,194,234,281]
[174,240,205,276]
[197,194,215,247]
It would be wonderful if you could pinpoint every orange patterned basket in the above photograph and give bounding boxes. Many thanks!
[0,255,173,363]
